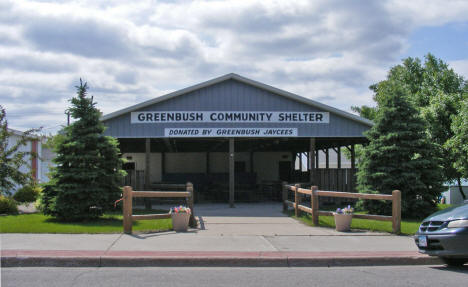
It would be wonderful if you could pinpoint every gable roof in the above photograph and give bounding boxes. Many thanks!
[101,73,373,127]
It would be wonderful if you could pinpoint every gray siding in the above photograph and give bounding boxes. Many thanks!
[103,79,369,138]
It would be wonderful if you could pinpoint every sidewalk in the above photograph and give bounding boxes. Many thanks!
[1,203,439,267]
[1,231,439,267]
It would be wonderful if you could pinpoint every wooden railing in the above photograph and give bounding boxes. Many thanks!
[282,183,401,234]
[122,182,195,234]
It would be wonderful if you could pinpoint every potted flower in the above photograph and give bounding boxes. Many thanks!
[333,205,354,232]
[170,205,191,232]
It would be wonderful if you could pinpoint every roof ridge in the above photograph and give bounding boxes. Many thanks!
[101,73,373,127]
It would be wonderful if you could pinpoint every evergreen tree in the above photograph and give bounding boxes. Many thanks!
[44,80,124,220]
[353,54,467,199]
[357,80,444,219]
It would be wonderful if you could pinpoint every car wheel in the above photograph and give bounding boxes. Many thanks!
[441,257,467,267]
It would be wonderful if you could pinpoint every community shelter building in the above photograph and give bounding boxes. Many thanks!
[101,74,373,206]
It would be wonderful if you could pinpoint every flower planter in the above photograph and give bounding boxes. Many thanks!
[334,213,352,232]
[171,213,190,232]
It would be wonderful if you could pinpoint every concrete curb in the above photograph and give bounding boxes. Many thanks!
[1,250,443,267]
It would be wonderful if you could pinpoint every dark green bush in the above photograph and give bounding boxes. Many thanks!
[13,185,41,203]
[48,81,124,221]
[0,196,18,214]
[37,181,58,216]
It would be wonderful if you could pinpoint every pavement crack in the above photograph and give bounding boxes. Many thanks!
[261,236,279,251]
[70,269,98,287]
[105,233,123,253]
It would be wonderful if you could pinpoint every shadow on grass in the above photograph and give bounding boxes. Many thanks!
[41,209,170,228]
[44,216,123,227]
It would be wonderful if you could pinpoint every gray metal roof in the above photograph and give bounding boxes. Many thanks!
[101,73,373,127]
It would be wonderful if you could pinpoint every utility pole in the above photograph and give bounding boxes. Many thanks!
[65,111,70,126]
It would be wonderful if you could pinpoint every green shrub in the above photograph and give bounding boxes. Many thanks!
[37,181,58,216]
[13,185,42,203]
[0,196,18,214]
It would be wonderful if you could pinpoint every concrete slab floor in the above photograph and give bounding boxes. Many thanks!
[194,203,390,236]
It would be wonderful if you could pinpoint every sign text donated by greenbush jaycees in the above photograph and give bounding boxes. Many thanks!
[131,111,329,123]
[164,128,298,137]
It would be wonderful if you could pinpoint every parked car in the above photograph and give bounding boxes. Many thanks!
[414,201,468,266]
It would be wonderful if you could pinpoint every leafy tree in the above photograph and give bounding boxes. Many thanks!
[418,55,467,199]
[351,105,377,121]
[354,54,467,199]
[357,81,444,219]
[43,80,125,220]
[447,99,468,180]
[0,105,40,196]
[421,91,467,198]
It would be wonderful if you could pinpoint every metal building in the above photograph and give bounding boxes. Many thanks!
[102,73,373,206]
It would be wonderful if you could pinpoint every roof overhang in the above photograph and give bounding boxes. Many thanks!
[101,73,373,127]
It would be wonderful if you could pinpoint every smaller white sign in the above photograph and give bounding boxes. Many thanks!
[164,128,298,137]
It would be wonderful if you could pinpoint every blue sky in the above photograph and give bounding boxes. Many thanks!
[1,0,468,133]
[406,23,468,61]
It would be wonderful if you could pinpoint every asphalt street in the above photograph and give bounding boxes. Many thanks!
[2,265,468,287]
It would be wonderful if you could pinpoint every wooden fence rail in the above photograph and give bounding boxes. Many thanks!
[122,182,195,234]
[282,183,401,234]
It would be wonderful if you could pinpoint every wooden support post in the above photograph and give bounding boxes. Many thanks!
[145,138,151,187]
[294,183,301,217]
[337,146,341,169]
[162,152,166,177]
[309,138,315,184]
[282,181,288,212]
[315,150,319,170]
[392,190,401,234]
[311,185,319,226]
[291,152,296,173]
[350,144,356,192]
[229,138,235,208]
[325,148,329,169]
[144,138,151,210]
[123,186,133,234]
[187,182,196,227]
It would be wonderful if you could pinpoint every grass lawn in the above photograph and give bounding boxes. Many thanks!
[289,204,453,236]
[0,209,172,234]
[292,213,420,235]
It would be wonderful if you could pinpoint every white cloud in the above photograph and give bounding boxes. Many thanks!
[0,0,467,132]
[449,59,468,80]
[386,0,468,26]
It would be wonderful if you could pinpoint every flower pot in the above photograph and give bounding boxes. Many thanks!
[171,213,190,232]
[334,213,352,232]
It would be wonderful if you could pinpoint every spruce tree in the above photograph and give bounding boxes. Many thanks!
[354,54,467,199]
[46,80,124,220]
[357,80,444,219]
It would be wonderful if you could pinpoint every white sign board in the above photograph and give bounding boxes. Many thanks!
[131,111,329,123]
[165,128,298,137]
